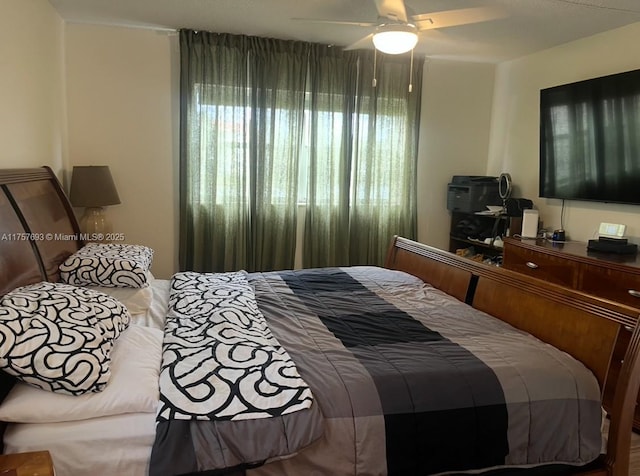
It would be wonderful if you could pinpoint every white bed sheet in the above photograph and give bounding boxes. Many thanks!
[4,412,156,476]
[2,279,171,476]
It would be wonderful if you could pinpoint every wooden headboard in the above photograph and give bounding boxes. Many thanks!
[0,167,82,295]
[0,167,83,450]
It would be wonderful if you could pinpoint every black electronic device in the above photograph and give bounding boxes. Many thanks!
[504,197,533,217]
[587,239,638,255]
[447,176,500,213]
[450,175,498,184]
[539,68,640,205]
[598,236,628,245]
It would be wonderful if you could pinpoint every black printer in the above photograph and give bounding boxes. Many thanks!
[447,176,501,213]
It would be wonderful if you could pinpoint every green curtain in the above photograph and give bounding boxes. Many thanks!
[179,31,308,272]
[180,30,423,272]
[302,46,359,268]
[248,39,308,271]
[303,51,423,267]
[349,52,423,265]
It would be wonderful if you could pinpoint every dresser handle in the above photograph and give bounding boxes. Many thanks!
[628,289,640,298]
[526,261,539,269]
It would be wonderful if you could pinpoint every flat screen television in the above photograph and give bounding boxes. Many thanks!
[539,68,640,205]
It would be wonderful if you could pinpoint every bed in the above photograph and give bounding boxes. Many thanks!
[0,166,639,476]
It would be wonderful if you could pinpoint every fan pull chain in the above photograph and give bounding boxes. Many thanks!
[372,48,377,88]
[409,49,414,93]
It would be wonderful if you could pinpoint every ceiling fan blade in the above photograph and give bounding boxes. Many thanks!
[291,18,377,27]
[343,33,374,51]
[374,0,408,23]
[412,6,507,31]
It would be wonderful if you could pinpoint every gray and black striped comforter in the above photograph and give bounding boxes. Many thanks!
[151,266,603,476]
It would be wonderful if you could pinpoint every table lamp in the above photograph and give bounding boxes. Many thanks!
[69,165,120,236]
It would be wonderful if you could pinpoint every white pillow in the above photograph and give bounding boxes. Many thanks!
[0,282,130,396]
[87,286,153,315]
[59,243,154,288]
[131,278,170,330]
[0,325,163,423]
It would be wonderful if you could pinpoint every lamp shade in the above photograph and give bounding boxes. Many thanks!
[372,24,418,55]
[69,166,121,207]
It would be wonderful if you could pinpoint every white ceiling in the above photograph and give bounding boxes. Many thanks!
[47,0,640,63]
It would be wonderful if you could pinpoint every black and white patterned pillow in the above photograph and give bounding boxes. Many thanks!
[60,243,153,288]
[0,282,131,395]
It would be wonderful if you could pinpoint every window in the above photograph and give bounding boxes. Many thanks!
[180,31,422,272]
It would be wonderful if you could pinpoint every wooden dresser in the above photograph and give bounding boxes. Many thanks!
[502,237,640,306]
[502,237,640,428]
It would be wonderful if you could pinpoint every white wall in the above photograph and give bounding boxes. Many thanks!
[488,22,640,244]
[0,0,66,175]
[64,24,179,278]
[417,59,496,250]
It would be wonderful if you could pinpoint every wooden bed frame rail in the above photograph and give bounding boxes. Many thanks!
[386,236,640,476]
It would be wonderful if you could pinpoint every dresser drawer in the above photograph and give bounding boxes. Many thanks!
[503,243,579,288]
[580,264,640,308]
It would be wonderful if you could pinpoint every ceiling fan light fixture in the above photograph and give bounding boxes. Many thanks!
[372,23,418,54]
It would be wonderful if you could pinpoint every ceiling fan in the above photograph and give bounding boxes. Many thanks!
[294,0,508,55]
